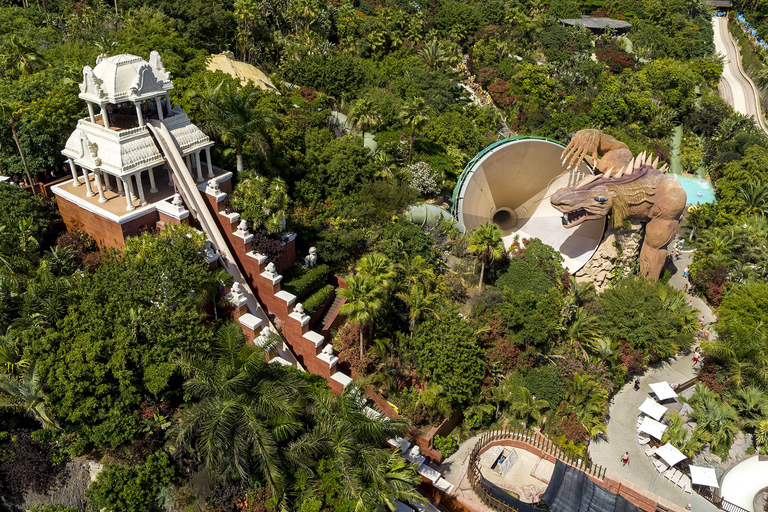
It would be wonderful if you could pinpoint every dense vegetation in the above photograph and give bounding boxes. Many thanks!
[3,0,768,510]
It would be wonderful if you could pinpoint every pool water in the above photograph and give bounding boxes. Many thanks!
[674,175,716,205]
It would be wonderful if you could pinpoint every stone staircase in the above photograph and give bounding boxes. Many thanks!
[319,288,345,331]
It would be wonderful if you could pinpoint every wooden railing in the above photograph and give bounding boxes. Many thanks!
[466,428,607,512]
[697,486,751,512]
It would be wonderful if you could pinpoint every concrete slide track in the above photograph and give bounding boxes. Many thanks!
[146,120,300,367]
[713,17,768,132]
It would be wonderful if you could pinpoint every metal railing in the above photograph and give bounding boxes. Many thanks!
[466,428,607,512]
[697,486,751,512]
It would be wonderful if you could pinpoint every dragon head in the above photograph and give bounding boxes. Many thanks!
[551,156,658,229]
[551,183,614,228]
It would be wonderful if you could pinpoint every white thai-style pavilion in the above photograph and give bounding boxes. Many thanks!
[60,52,215,211]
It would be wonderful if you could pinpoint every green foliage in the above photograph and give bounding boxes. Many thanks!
[85,451,175,512]
[495,258,554,297]
[598,277,696,361]
[284,52,364,99]
[0,183,51,239]
[413,301,485,405]
[29,506,77,512]
[24,225,219,447]
[433,434,458,458]
[496,287,563,350]
[230,174,289,234]
[283,264,330,298]
[303,285,334,318]
[523,366,564,409]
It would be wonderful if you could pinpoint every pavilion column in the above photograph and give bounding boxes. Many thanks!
[68,158,80,186]
[154,97,164,121]
[167,167,174,187]
[82,168,94,197]
[205,147,213,177]
[103,171,114,191]
[93,169,107,203]
[148,167,158,193]
[121,176,135,211]
[86,103,96,123]
[165,92,172,112]
[184,154,195,180]
[134,101,145,127]
[135,172,147,205]
[195,151,203,182]
[101,105,110,129]
[116,176,125,196]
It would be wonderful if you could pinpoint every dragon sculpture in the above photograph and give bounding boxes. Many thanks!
[550,129,687,280]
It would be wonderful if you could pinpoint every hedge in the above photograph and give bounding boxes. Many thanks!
[304,285,334,318]
[283,264,330,298]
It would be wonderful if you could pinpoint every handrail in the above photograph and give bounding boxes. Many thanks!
[697,486,751,512]
[465,428,607,512]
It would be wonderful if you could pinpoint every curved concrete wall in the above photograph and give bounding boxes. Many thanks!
[453,138,606,273]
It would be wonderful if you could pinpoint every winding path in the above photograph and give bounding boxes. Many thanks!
[713,17,768,131]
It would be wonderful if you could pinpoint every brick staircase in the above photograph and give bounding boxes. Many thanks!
[319,288,345,332]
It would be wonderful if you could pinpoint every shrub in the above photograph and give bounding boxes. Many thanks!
[523,366,564,408]
[282,264,330,298]
[29,506,77,512]
[252,229,287,263]
[56,230,98,266]
[0,428,66,496]
[406,161,442,196]
[303,285,334,318]
[433,434,459,458]
[85,451,175,512]
[495,258,554,297]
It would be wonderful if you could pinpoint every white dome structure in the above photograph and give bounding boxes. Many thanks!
[452,137,606,273]
[79,52,172,105]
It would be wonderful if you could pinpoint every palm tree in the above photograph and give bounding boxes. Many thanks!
[356,253,395,289]
[195,81,276,172]
[0,100,35,195]
[400,98,430,163]
[396,284,439,335]
[661,412,706,457]
[687,383,740,455]
[418,39,447,70]
[171,322,306,493]
[0,336,27,376]
[704,322,768,388]
[338,274,384,358]
[738,179,768,215]
[347,97,381,148]
[756,419,768,452]
[564,373,608,438]
[730,385,768,428]
[303,385,423,510]
[509,386,549,429]
[467,222,504,290]
[683,206,707,241]
[0,363,57,429]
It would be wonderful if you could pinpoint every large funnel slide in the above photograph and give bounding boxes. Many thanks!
[452,137,606,273]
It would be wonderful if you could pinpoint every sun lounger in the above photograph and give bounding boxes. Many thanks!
[654,460,668,472]
[684,479,692,494]
[672,472,684,485]
[645,447,657,457]
[664,468,676,479]
[677,474,690,489]
[638,436,651,445]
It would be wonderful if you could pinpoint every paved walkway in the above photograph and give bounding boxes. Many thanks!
[588,249,718,511]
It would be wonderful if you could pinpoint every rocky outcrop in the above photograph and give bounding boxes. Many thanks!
[575,220,643,292]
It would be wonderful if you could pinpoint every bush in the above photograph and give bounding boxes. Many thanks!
[282,264,330,298]
[523,366,564,408]
[86,451,175,512]
[29,506,77,512]
[433,434,459,458]
[0,428,66,496]
[252,229,287,263]
[495,258,554,297]
[303,284,334,318]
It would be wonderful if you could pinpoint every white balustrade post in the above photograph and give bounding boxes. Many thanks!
[121,177,135,211]
[82,168,94,197]
[195,151,203,182]
[148,167,158,193]
[68,158,80,186]
[93,169,107,203]
[135,172,147,205]
[205,147,214,177]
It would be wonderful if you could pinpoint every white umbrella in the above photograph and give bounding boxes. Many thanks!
[689,465,719,488]
[649,381,678,401]
[638,417,668,440]
[638,397,668,421]
[656,443,687,466]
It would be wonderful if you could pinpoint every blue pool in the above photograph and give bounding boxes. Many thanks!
[674,176,716,205]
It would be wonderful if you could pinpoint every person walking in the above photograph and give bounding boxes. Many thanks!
[621,452,630,466]
[692,348,701,367]
[633,378,641,391]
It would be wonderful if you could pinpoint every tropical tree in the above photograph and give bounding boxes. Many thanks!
[338,274,385,358]
[0,363,57,429]
[396,283,439,335]
[467,222,504,290]
[0,100,35,194]
[304,385,424,511]
[683,206,707,241]
[508,386,549,429]
[195,81,276,172]
[171,322,306,494]
[564,373,608,438]
[687,383,740,456]
[400,97,430,163]
[661,412,706,457]
[738,179,768,215]
[347,97,381,148]
[356,253,395,289]
[418,39,448,70]
[1,34,47,77]
[730,385,768,428]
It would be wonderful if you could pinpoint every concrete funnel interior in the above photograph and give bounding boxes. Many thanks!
[453,137,606,273]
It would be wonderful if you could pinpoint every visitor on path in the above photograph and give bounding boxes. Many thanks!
[633,378,641,391]
[692,348,701,367]
[621,452,630,466]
